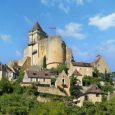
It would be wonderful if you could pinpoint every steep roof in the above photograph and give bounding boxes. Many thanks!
[26,70,57,79]
[73,69,82,76]
[85,85,102,94]
[31,22,43,32]
[91,55,101,66]
[72,61,92,67]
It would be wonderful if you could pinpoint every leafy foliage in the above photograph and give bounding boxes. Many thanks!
[70,76,80,96]
[0,69,114,114]
[56,64,68,73]
[43,56,46,69]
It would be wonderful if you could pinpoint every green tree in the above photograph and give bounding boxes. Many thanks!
[16,70,24,83]
[56,64,68,73]
[43,56,46,69]
[70,76,80,96]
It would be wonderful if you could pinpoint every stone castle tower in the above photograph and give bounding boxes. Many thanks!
[19,22,73,69]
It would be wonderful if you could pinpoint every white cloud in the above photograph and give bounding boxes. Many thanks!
[57,22,85,40]
[0,34,11,43]
[40,0,92,13]
[58,3,70,14]
[76,0,84,5]
[89,13,115,30]
[24,16,32,25]
[97,39,115,57]
[41,0,49,5]
[72,45,89,58]
[16,51,22,57]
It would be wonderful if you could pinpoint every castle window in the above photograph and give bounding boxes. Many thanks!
[96,94,99,97]
[45,73,48,76]
[85,95,88,100]
[33,73,36,75]
[62,79,65,85]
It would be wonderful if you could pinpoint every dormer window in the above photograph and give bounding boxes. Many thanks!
[33,73,36,75]
[45,73,48,76]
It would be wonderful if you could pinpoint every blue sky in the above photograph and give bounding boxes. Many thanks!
[0,0,115,71]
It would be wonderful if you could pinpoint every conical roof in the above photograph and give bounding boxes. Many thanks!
[31,22,43,32]
[29,22,48,37]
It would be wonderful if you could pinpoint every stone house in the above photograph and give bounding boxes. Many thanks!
[91,55,110,74]
[68,61,93,86]
[0,64,17,81]
[22,69,57,86]
[75,85,103,107]
[55,70,70,96]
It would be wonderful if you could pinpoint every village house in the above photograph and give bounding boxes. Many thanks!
[55,70,70,96]
[0,64,17,81]
[73,85,103,107]
[22,68,58,87]
[74,85,103,107]
[68,61,93,86]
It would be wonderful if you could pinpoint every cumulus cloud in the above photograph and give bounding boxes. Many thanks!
[89,13,115,30]
[57,22,85,40]
[0,34,11,43]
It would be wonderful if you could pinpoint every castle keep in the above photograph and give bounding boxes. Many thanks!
[18,22,72,69]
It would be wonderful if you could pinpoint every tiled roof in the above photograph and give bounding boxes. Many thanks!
[72,61,92,67]
[31,22,43,32]
[73,69,82,76]
[85,85,102,94]
[27,70,57,79]
[30,22,48,37]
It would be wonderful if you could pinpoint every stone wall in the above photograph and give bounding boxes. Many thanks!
[94,56,110,73]
[87,93,102,104]
[0,71,2,80]
[37,96,50,103]
[47,36,65,69]
[38,86,66,96]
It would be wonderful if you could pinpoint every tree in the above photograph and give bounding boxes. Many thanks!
[70,76,80,96]
[16,70,24,83]
[56,64,68,73]
[0,79,13,95]
[43,56,46,69]
[93,67,99,77]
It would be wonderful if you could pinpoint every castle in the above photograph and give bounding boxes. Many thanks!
[18,22,73,70]
[2,22,112,107]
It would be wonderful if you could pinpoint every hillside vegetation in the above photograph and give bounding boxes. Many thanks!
[0,71,115,115]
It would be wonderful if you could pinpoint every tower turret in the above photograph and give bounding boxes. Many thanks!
[28,22,48,45]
